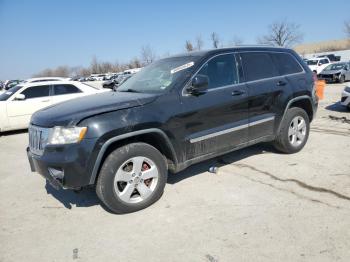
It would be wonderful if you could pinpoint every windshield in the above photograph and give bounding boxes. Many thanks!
[307,60,318,65]
[0,85,22,101]
[117,56,199,93]
[324,63,346,71]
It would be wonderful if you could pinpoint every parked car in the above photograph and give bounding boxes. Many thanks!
[102,75,132,89]
[307,57,332,74]
[0,81,109,132]
[27,47,318,214]
[89,74,106,81]
[318,62,350,83]
[317,54,341,62]
[341,86,350,111]
[3,80,23,90]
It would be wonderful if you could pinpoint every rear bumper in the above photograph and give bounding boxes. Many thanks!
[26,138,98,190]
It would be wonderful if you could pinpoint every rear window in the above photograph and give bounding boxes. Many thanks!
[271,53,303,75]
[240,52,278,81]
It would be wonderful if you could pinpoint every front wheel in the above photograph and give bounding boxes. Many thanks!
[273,107,310,154]
[96,143,167,214]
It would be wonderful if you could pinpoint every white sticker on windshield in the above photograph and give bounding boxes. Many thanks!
[170,62,194,74]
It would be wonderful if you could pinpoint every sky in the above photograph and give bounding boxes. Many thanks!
[0,0,349,79]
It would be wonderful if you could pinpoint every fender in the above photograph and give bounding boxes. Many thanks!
[277,95,314,133]
[89,128,178,184]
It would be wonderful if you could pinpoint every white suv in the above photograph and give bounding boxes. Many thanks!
[307,57,332,74]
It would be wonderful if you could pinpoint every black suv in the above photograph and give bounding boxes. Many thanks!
[27,47,318,213]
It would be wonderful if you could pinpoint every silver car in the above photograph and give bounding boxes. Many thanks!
[318,62,350,83]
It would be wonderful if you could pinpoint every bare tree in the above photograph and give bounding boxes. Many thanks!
[185,40,194,52]
[90,56,100,74]
[210,32,220,48]
[196,35,204,50]
[141,45,156,65]
[345,20,350,39]
[231,36,243,46]
[258,20,303,47]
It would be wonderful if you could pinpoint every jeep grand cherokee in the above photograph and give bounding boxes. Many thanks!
[27,47,318,213]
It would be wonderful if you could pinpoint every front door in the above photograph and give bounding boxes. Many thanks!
[7,85,51,128]
[180,53,249,160]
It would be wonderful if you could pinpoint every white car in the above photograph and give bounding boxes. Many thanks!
[341,86,350,111]
[306,57,332,74]
[0,81,109,132]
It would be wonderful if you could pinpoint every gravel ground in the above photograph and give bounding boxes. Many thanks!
[0,83,349,262]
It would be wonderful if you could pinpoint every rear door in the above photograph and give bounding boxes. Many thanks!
[239,52,284,140]
[180,53,249,160]
[7,85,51,128]
[51,84,83,104]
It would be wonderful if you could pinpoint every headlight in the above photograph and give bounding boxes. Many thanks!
[48,126,87,145]
[345,86,350,93]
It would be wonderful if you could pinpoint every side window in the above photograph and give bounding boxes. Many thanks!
[240,52,278,82]
[197,54,239,89]
[21,85,50,99]
[271,53,303,75]
[53,84,82,95]
[320,59,328,64]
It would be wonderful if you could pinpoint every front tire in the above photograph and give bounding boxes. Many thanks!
[96,142,167,214]
[273,107,310,154]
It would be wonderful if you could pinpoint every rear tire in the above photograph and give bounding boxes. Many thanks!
[96,142,167,214]
[273,107,310,154]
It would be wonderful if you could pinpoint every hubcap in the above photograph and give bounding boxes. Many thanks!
[114,156,159,204]
[288,116,307,146]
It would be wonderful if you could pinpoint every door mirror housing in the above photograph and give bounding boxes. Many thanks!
[14,94,25,101]
[187,74,209,95]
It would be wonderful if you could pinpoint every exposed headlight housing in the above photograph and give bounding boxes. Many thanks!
[344,86,350,93]
[48,126,87,145]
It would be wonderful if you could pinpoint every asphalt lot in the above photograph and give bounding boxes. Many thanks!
[0,83,350,262]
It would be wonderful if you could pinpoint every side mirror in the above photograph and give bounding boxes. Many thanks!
[14,94,25,101]
[187,74,209,95]
[318,63,322,66]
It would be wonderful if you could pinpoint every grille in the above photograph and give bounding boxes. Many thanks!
[28,125,50,155]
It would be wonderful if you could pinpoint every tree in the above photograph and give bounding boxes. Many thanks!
[231,36,243,46]
[258,20,303,47]
[345,20,350,39]
[141,45,156,65]
[196,35,204,50]
[185,40,194,52]
[210,32,220,48]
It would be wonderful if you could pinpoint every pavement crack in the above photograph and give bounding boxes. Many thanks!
[310,127,350,137]
[232,163,350,202]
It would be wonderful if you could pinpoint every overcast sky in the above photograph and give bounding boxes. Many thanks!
[0,0,349,79]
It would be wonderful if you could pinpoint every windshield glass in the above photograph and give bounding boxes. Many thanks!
[0,85,22,101]
[324,63,346,71]
[117,56,199,93]
[307,60,318,65]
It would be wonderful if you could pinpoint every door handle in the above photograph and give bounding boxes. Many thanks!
[277,80,287,86]
[231,90,245,96]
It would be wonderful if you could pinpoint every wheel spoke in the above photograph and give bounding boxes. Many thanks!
[132,157,144,174]
[293,118,298,128]
[137,183,153,200]
[298,119,305,131]
[288,126,295,136]
[141,166,158,180]
[297,131,305,141]
[115,169,132,182]
[119,183,135,202]
[290,134,296,144]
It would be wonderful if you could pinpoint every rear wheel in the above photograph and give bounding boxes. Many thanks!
[339,75,345,83]
[273,107,310,154]
[96,142,167,214]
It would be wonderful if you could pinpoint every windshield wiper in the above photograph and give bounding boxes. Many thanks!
[118,88,140,93]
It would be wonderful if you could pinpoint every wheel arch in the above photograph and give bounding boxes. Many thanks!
[89,128,178,185]
[277,96,314,133]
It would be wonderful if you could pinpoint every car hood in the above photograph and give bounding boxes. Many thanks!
[31,91,159,127]
[319,69,342,75]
